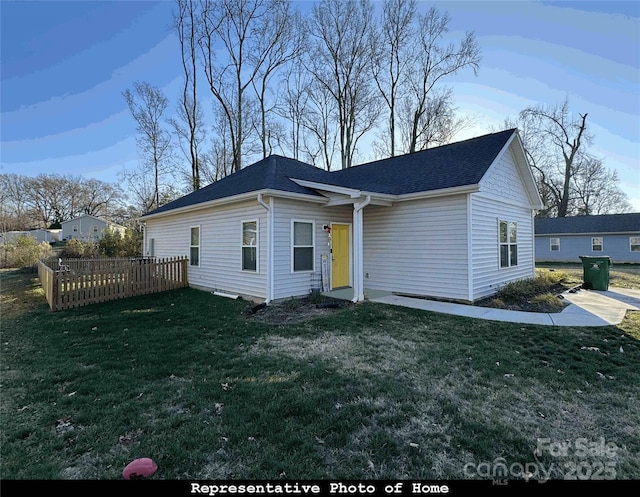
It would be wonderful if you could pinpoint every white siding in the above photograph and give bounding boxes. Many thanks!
[144,200,268,299]
[471,142,536,300]
[480,147,528,205]
[471,201,535,300]
[272,198,352,300]
[362,195,470,301]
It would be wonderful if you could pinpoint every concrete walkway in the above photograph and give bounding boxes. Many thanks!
[370,287,640,327]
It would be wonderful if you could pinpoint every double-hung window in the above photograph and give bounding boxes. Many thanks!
[190,226,200,267]
[592,237,603,252]
[292,221,314,272]
[631,237,640,253]
[499,220,518,268]
[550,238,560,251]
[242,220,258,272]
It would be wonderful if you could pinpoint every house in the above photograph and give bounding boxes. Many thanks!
[535,213,640,263]
[140,129,543,303]
[0,231,30,244]
[0,229,55,244]
[61,214,126,242]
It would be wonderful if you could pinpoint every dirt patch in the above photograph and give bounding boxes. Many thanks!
[248,296,353,324]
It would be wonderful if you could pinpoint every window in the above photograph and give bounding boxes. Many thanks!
[592,237,603,252]
[631,237,640,252]
[73,225,78,233]
[190,226,200,266]
[242,220,258,272]
[499,220,518,268]
[550,238,560,251]
[292,221,314,272]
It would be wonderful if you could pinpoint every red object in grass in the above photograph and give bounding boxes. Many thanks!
[122,458,158,479]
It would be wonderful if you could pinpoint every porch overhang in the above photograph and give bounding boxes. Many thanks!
[288,178,395,207]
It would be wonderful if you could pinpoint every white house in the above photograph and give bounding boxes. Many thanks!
[0,229,56,244]
[140,129,543,303]
[61,214,126,242]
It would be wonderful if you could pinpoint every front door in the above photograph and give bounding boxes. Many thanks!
[331,223,350,289]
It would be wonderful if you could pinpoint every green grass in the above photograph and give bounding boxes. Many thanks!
[1,268,640,480]
[536,262,640,289]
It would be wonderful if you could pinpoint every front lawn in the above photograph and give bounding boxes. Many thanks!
[1,269,639,480]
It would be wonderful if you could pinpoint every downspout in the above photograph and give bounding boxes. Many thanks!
[352,195,371,303]
[467,194,474,302]
[257,194,273,303]
[141,222,147,257]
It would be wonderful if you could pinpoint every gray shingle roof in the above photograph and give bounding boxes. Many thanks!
[535,213,640,235]
[329,128,516,195]
[146,155,334,216]
[144,129,517,216]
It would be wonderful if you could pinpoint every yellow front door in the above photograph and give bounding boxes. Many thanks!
[331,224,350,289]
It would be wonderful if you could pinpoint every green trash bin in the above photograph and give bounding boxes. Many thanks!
[579,256,612,291]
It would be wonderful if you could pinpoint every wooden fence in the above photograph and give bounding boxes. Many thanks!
[38,256,189,311]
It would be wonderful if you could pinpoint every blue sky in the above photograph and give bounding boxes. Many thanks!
[1,0,639,210]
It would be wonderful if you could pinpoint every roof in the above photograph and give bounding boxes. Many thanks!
[328,128,516,195]
[61,214,126,228]
[535,213,640,235]
[143,129,519,217]
[146,155,335,216]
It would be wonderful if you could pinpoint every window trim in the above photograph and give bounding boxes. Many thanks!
[498,219,518,268]
[631,236,640,253]
[291,219,315,273]
[241,219,259,272]
[190,225,200,267]
[550,237,560,252]
[591,237,603,252]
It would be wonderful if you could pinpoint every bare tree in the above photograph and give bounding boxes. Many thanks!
[571,156,632,215]
[518,99,590,218]
[402,7,480,154]
[123,81,173,211]
[302,78,340,170]
[77,178,122,218]
[0,174,32,231]
[201,108,235,184]
[276,66,311,161]
[250,0,305,159]
[118,164,159,214]
[306,0,381,169]
[399,86,474,152]
[173,0,206,191]
[372,0,416,157]
[199,0,295,172]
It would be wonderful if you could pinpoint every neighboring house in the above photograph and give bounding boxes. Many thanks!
[0,229,55,244]
[535,213,640,263]
[141,129,543,303]
[0,231,30,244]
[29,229,56,243]
[61,214,126,242]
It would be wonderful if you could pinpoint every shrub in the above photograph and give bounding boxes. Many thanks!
[97,229,142,258]
[489,298,506,309]
[530,293,566,312]
[496,271,569,302]
[1,235,52,269]
[60,239,98,258]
